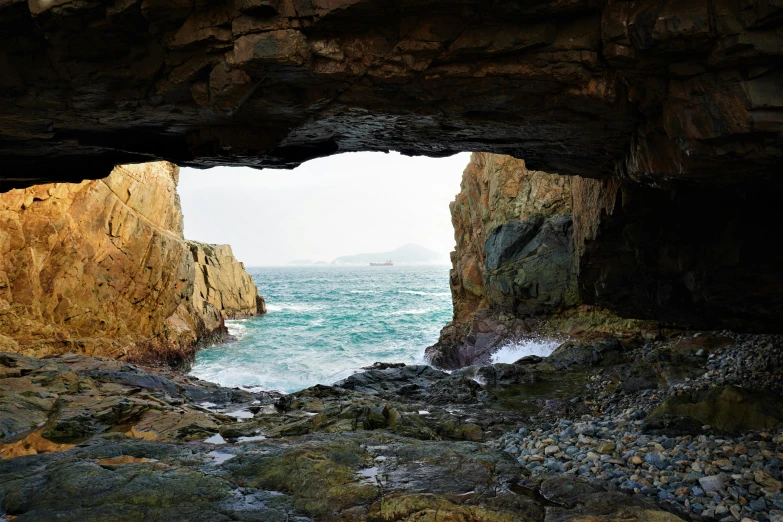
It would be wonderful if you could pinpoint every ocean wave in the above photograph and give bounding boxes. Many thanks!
[398,290,451,296]
[225,320,249,339]
[387,307,436,316]
[265,303,323,313]
[348,290,377,294]
[490,337,562,364]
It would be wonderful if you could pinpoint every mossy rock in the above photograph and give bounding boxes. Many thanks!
[368,493,536,521]
[647,386,783,434]
[230,440,379,518]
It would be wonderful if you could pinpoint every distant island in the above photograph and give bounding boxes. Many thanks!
[332,243,449,265]
[288,259,330,266]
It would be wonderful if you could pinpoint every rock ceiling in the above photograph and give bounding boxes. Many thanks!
[1,0,781,189]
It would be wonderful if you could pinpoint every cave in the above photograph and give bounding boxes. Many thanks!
[1,0,781,332]
[2,2,783,519]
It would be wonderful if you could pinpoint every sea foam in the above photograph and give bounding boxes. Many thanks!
[490,337,562,364]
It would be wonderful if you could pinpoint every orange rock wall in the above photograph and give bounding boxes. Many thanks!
[0,162,261,364]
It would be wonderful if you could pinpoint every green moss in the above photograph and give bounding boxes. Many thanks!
[368,493,527,521]
[243,442,379,518]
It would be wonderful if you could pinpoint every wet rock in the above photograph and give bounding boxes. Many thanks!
[647,386,783,435]
[547,338,625,371]
[539,475,605,507]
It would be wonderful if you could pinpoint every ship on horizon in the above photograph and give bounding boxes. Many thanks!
[369,260,394,266]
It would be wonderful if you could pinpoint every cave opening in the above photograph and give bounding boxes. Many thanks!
[2,1,783,518]
[176,151,474,392]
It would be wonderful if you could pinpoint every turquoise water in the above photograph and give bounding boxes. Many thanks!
[190,266,453,393]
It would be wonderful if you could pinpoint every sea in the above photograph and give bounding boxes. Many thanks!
[190,265,561,393]
[190,265,455,393]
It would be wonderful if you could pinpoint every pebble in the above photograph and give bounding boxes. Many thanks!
[699,475,724,493]
[491,332,783,522]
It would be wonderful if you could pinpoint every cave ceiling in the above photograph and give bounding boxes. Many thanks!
[0,0,781,190]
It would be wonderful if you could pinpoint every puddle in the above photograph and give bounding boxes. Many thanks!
[208,451,236,465]
[204,434,227,445]
[489,370,591,415]
[237,435,267,442]
[357,466,380,483]
[226,409,254,420]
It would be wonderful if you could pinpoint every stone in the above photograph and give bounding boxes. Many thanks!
[645,452,668,470]
[0,163,264,368]
[755,470,782,493]
[547,338,624,371]
[597,442,616,454]
[699,475,725,494]
[715,459,734,471]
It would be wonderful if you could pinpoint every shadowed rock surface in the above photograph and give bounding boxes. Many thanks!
[0,162,263,366]
[0,0,780,187]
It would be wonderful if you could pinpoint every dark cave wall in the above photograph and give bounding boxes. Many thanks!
[574,176,783,332]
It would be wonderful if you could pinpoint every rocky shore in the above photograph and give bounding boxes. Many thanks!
[2,330,780,521]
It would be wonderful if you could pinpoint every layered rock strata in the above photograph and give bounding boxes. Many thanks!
[0,162,263,366]
[0,0,780,189]
[189,241,265,319]
[0,0,781,338]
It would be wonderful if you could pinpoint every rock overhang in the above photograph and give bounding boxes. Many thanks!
[1,0,781,189]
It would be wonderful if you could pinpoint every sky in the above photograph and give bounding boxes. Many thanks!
[177,151,470,266]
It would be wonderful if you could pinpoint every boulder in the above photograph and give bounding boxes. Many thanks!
[484,214,577,317]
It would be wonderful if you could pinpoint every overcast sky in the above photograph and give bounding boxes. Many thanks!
[178,151,470,266]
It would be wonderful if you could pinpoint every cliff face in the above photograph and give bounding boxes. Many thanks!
[429,153,574,368]
[189,241,265,319]
[1,0,780,344]
[448,153,573,327]
[0,162,262,366]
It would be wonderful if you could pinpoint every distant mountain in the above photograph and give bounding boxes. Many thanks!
[332,244,449,265]
[288,259,330,266]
